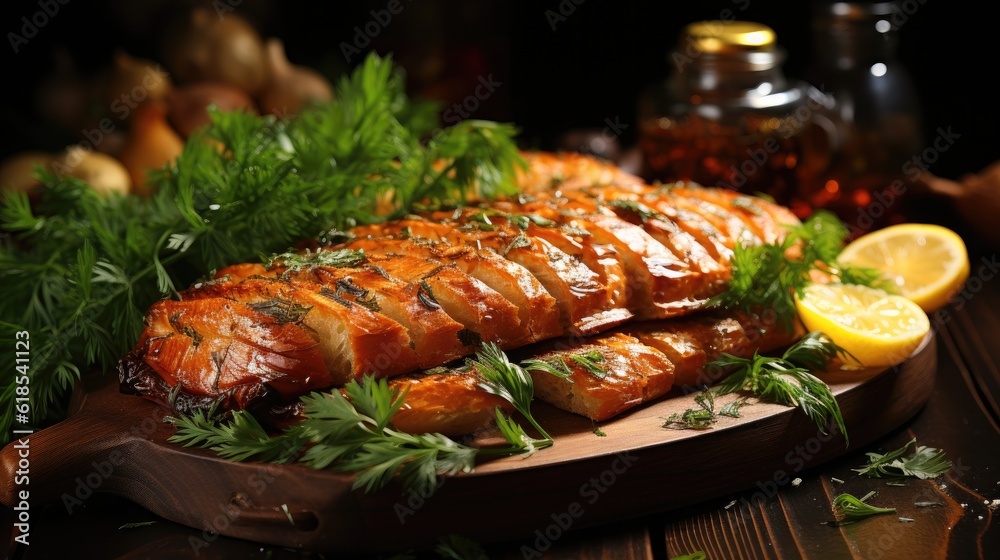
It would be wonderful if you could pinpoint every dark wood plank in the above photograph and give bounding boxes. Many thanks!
[494,519,653,560]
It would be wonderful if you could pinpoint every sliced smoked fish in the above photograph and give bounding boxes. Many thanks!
[181,275,421,382]
[524,332,675,421]
[388,370,514,436]
[342,236,563,343]
[123,298,332,410]
[276,262,471,370]
[362,253,531,348]
[357,217,632,336]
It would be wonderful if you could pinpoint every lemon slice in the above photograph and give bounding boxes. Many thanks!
[837,223,969,313]
[794,283,930,368]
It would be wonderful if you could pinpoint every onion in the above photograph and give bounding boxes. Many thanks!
[162,7,268,94]
[51,147,131,196]
[119,102,185,196]
[101,51,172,118]
[0,152,54,196]
[256,38,334,117]
[166,82,258,138]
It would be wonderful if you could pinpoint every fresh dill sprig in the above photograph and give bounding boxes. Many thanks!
[710,210,892,328]
[0,52,525,444]
[833,491,896,524]
[708,331,849,445]
[118,521,157,530]
[669,553,708,560]
[718,396,749,418]
[853,438,952,480]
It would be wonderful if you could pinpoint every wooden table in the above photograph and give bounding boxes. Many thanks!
[3,232,999,560]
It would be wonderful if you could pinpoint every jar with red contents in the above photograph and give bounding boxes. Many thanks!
[636,21,841,220]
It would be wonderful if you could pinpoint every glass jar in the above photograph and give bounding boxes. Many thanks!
[636,21,841,217]
[803,0,924,236]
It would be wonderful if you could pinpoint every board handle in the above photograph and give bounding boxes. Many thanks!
[1,409,133,507]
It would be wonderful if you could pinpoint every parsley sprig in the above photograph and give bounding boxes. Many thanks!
[711,210,891,328]
[168,343,561,494]
[0,52,525,444]
[167,377,480,494]
[853,438,952,480]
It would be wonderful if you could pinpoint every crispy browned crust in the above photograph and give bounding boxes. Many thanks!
[134,298,332,404]
[181,275,421,383]
[388,371,513,436]
[526,332,676,421]
[344,236,564,343]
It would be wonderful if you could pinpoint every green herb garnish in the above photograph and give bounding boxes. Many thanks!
[853,438,952,480]
[710,210,891,328]
[664,391,718,430]
[169,343,555,494]
[168,376,479,494]
[833,491,896,524]
[0,52,525,444]
[708,331,850,444]
[669,552,708,560]
[471,342,553,451]
[266,248,367,271]
[434,534,489,560]
[118,521,157,530]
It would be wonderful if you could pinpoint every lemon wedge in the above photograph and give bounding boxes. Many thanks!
[837,223,969,313]
[794,283,930,368]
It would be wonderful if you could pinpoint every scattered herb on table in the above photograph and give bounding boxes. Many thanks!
[832,491,897,524]
[118,521,157,530]
[669,552,708,560]
[853,438,952,480]
[434,534,490,560]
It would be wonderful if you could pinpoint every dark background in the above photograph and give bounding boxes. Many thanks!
[0,0,996,180]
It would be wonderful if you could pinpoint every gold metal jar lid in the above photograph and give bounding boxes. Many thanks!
[680,21,777,54]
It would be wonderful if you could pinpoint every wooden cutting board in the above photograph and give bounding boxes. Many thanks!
[0,333,936,554]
